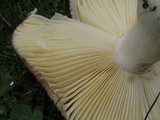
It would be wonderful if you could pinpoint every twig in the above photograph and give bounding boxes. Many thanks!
[144,92,160,120]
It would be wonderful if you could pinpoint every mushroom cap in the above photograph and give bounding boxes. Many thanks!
[70,0,137,38]
[12,0,160,120]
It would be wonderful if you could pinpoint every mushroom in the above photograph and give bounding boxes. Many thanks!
[70,0,137,38]
[12,0,160,119]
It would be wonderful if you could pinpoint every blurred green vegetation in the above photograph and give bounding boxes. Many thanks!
[0,0,70,119]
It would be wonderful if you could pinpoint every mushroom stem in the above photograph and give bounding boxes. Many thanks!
[116,0,160,74]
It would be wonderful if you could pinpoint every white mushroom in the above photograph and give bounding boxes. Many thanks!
[12,0,160,119]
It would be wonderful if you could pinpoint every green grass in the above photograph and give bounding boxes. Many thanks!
[0,0,70,119]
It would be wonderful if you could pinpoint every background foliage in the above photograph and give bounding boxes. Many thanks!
[0,0,70,119]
